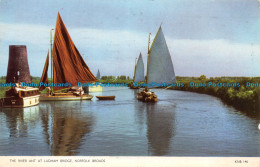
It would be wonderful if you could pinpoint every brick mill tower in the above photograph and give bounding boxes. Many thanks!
[6,45,32,83]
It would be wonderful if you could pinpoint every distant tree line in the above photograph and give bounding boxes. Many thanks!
[99,75,132,84]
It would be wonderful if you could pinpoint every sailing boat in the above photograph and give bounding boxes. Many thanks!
[130,53,145,89]
[39,13,97,101]
[137,26,176,102]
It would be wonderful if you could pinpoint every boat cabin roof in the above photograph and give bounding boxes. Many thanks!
[15,87,39,92]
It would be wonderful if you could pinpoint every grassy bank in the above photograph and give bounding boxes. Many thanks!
[168,76,260,116]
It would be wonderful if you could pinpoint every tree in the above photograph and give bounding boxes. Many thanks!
[199,75,207,80]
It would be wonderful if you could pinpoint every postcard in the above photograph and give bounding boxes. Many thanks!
[0,0,259,167]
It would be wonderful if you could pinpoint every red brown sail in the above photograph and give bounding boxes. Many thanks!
[39,52,49,91]
[52,12,97,91]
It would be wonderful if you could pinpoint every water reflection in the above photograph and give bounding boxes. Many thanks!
[2,106,40,138]
[132,88,176,156]
[145,102,176,155]
[0,102,94,156]
[40,101,95,155]
[243,108,260,120]
[0,88,258,156]
[133,89,146,133]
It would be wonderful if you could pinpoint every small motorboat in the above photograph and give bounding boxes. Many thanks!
[96,96,115,100]
[137,89,157,102]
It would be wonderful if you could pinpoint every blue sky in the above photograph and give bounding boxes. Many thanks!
[0,0,259,77]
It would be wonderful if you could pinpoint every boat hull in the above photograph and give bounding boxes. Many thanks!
[89,85,103,92]
[136,92,157,102]
[96,96,115,100]
[129,83,140,89]
[129,86,139,89]
[0,95,40,108]
[40,94,93,101]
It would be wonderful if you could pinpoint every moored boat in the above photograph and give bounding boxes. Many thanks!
[96,96,115,100]
[1,45,40,108]
[40,94,93,101]
[1,86,40,108]
[39,12,97,101]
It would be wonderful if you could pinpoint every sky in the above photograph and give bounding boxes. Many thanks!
[0,0,259,78]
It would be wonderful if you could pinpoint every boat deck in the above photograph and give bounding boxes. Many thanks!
[40,94,93,101]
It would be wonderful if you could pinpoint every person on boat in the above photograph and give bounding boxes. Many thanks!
[145,96,152,102]
[151,92,156,97]
[70,86,84,96]
[46,87,51,96]
[139,88,151,100]
[14,83,20,94]
[144,92,157,102]
[141,89,148,97]
[14,74,22,94]
[78,86,84,95]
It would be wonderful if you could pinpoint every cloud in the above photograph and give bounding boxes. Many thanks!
[0,22,51,45]
[0,22,259,77]
[168,39,260,76]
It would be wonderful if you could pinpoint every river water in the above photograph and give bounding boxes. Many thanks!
[0,87,259,156]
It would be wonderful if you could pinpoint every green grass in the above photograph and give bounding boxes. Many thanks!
[0,79,10,97]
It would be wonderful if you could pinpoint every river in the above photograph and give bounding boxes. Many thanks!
[0,87,259,156]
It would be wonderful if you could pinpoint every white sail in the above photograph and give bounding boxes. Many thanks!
[96,69,100,79]
[147,27,176,85]
[134,53,145,82]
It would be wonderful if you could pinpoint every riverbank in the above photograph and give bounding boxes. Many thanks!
[0,76,132,97]
[167,76,260,118]
[1,75,259,118]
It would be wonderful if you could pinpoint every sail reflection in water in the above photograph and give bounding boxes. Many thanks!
[145,103,176,155]
[40,102,95,155]
[133,89,176,155]
[133,91,146,132]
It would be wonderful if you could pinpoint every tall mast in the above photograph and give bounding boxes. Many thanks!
[50,28,54,92]
[145,33,151,84]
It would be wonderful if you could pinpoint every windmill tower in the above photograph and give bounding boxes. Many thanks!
[6,45,32,83]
